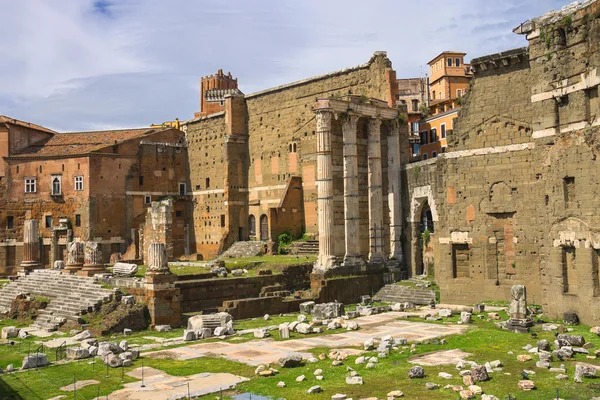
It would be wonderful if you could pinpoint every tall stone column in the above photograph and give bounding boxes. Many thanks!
[386,121,404,268]
[78,241,106,276]
[315,109,336,271]
[146,242,171,275]
[20,219,41,272]
[341,114,364,266]
[367,118,385,264]
[65,241,85,274]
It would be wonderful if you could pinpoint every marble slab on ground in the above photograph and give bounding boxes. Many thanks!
[145,312,468,366]
[38,336,80,348]
[28,328,64,339]
[408,349,472,366]
[102,367,249,400]
[59,380,99,391]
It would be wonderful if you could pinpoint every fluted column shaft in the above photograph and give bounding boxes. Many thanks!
[387,122,404,264]
[341,114,363,266]
[146,242,170,275]
[368,118,385,263]
[20,219,40,271]
[65,241,85,273]
[315,110,336,270]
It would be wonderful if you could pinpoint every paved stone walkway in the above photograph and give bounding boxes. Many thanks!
[146,312,467,366]
[100,367,249,400]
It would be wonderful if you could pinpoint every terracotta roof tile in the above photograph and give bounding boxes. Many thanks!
[12,128,160,158]
[0,115,57,135]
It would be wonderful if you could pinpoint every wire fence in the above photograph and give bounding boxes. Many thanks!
[6,353,143,400]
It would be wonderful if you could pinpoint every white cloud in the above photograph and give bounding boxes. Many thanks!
[0,0,571,131]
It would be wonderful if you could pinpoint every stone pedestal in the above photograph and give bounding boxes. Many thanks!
[20,220,41,272]
[77,241,107,277]
[314,110,337,271]
[367,118,385,265]
[505,284,533,333]
[144,243,180,327]
[65,241,85,274]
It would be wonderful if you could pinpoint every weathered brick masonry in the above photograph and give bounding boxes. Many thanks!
[184,52,400,260]
[403,1,600,324]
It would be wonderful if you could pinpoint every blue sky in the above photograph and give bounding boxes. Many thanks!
[0,0,570,131]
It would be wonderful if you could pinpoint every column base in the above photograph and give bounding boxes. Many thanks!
[64,264,84,274]
[368,253,386,266]
[342,254,365,268]
[19,261,42,273]
[77,266,108,277]
[314,255,338,272]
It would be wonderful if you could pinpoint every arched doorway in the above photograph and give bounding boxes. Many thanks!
[260,214,269,241]
[248,215,256,238]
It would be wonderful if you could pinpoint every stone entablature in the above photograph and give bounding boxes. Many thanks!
[470,48,528,73]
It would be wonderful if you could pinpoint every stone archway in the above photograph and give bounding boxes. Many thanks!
[409,185,439,277]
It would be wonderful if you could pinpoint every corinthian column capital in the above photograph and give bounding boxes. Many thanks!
[387,119,400,136]
[340,113,360,133]
[315,109,333,131]
[368,117,382,134]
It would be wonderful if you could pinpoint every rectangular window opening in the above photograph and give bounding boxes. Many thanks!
[45,215,52,228]
[74,175,83,191]
[563,176,575,207]
[75,214,81,227]
[562,246,576,293]
[24,178,36,193]
[7,216,14,229]
[430,128,437,143]
[220,214,226,228]
[145,195,151,204]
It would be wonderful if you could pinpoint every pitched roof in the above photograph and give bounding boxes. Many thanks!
[0,115,57,135]
[10,127,165,158]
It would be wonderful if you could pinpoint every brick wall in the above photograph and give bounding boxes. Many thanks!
[403,4,600,325]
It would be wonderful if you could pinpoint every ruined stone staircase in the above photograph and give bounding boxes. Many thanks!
[373,283,436,305]
[290,240,319,255]
[221,241,267,258]
[0,269,117,331]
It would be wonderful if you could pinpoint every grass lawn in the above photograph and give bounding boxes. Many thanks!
[127,255,316,278]
[220,318,600,400]
[2,308,600,399]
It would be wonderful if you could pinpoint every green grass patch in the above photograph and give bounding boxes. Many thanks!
[3,310,600,399]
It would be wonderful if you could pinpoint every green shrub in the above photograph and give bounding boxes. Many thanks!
[277,231,293,254]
